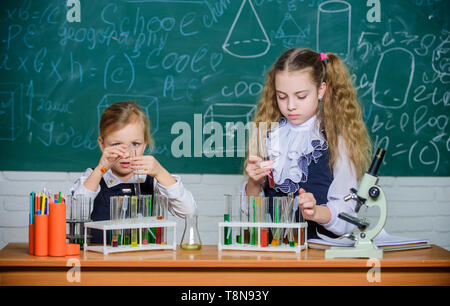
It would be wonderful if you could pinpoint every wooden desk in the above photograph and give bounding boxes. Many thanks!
[0,243,449,285]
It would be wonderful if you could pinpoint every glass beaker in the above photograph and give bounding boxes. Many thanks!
[180,214,202,250]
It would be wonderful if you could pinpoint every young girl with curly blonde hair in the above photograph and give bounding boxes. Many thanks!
[245,48,372,239]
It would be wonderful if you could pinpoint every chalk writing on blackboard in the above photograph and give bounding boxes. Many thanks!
[0,0,448,175]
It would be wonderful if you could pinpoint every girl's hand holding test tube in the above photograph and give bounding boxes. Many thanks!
[245,156,273,195]
[130,154,177,188]
[98,144,129,172]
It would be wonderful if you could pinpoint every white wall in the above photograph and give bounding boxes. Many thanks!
[0,171,449,250]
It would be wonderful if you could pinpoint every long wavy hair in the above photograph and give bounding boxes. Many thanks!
[249,48,372,179]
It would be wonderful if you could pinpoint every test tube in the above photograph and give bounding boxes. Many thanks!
[162,195,168,244]
[261,197,269,247]
[110,196,119,247]
[66,195,72,221]
[283,195,295,247]
[130,196,138,247]
[296,196,305,246]
[271,197,281,246]
[82,196,92,222]
[147,195,156,244]
[238,195,247,244]
[121,196,130,245]
[231,194,240,244]
[130,148,142,197]
[71,196,79,221]
[249,196,258,246]
[154,195,168,244]
[143,195,156,245]
[138,195,147,245]
[224,194,232,245]
[66,195,74,244]
[240,195,250,244]
[72,196,82,245]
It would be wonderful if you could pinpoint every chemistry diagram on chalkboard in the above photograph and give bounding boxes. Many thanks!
[203,103,256,157]
[275,13,310,40]
[222,0,270,59]
[316,0,352,60]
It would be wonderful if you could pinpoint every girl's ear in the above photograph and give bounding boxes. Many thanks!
[318,81,327,99]
[97,137,105,152]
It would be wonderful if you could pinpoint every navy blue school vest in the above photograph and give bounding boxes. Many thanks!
[90,173,154,244]
[263,147,339,240]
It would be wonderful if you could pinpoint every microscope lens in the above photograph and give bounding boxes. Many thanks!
[368,148,386,176]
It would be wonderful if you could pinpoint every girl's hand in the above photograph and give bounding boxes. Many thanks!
[130,155,162,178]
[246,156,273,185]
[98,144,128,171]
[130,155,177,187]
[245,156,273,195]
[298,188,317,221]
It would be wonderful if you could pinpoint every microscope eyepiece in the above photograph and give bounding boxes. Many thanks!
[367,148,386,176]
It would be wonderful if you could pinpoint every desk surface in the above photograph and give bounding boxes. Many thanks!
[1,243,449,268]
[1,243,449,285]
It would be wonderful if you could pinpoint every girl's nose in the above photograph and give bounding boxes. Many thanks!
[287,97,296,111]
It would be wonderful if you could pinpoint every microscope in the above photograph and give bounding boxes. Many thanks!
[325,148,387,259]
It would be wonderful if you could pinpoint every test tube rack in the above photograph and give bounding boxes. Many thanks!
[218,221,308,253]
[83,217,176,255]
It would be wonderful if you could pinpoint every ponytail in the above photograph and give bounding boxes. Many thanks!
[319,53,372,178]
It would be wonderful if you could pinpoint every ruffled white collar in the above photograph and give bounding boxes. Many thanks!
[266,115,328,193]
[103,170,146,188]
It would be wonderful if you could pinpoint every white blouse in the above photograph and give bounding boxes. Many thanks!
[267,115,328,193]
[243,116,358,237]
[71,169,197,218]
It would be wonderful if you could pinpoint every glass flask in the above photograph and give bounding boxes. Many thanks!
[180,214,202,250]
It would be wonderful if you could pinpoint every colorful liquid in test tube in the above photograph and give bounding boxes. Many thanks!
[139,196,148,245]
[110,196,119,247]
[261,197,269,247]
[154,195,168,245]
[130,196,138,247]
[122,196,130,245]
[271,198,281,246]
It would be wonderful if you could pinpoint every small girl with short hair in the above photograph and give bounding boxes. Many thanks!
[71,101,196,243]
[245,48,372,239]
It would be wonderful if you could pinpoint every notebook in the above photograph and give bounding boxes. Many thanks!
[308,229,430,251]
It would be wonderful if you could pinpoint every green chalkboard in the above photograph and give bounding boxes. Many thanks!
[0,0,449,175]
